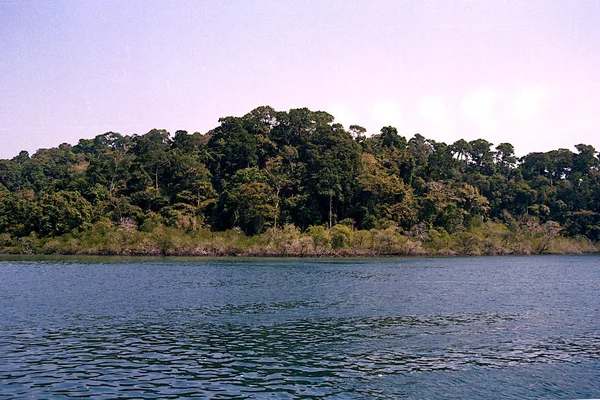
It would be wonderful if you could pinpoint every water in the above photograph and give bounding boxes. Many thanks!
[0,255,599,399]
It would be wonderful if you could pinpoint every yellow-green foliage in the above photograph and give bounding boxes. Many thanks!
[0,218,597,257]
[419,218,596,256]
[330,224,352,249]
[0,233,13,247]
[306,225,330,250]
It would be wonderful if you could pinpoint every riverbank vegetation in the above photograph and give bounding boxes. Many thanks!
[1,106,599,256]
[0,219,596,257]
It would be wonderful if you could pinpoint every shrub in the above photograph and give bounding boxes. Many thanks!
[331,224,352,249]
[306,225,330,249]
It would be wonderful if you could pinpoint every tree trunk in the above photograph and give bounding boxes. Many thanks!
[274,187,280,230]
[329,194,333,229]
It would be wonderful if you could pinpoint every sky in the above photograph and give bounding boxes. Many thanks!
[1,0,599,159]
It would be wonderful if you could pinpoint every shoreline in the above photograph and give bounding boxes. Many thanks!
[1,247,598,259]
[2,222,598,259]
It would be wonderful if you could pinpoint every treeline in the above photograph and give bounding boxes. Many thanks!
[0,106,599,256]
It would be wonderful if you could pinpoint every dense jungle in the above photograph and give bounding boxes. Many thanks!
[1,106,598,256]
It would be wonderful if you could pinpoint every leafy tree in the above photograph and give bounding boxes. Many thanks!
[221,168,275,234]
[419,181,466,232]
[468,139,495,175]
[425,141,458,181]
[379,126,407,149]
[0,105,599,248]
[331,224,352,249]
[264,155,294,229]
[572,144,598,183]
[0,159,22,191]
[304,123,361,228]
[33,191,93,236]
[546,148,573,183]
[207,116,258,187]
[494,143,517,176]
[357,153,415,229]
[408,133,433,174]
[349,124,367,144]
[130,129,172,190]
[450,139,471,168]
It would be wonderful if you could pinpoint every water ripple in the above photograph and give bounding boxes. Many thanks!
[2,256,600,398]
[1,312,599,398]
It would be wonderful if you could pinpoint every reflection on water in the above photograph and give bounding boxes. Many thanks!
[0,255,599,399]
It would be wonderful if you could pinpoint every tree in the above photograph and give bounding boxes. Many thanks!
[264,156,293,230]
[408,133,433,172]
[468,139,495,175]
[494,142,517,176]
[305,123,361,228]
[34,191,93,235]
[419,181,470,232]
[450,139,471,166]
[222,168,275,234]
[520,152,551,181]
[130,129,172,190]
[1,105,599,247]
[0,189,29,235]
[0,159,22,191]
[425,141,458,181]
[207,116,258,186]
[573,144,598,175]
[379,126,407,149]
[546,148,573,183]
[357,153,415,229]
[349,125,367,144]
[167,151,216,212]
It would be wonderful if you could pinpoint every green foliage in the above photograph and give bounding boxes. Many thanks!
[34,191,93,236]
[0,105,598,256]
[265,224,302,256]
[331,224,352,249]
[306,225,330,249]
[221,168,275,234]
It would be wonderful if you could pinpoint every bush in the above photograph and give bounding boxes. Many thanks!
[0,233,13,247]
[331,224,352,249]
[306,225,330,249]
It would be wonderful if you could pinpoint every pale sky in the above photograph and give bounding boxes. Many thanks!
[1,0,599,159]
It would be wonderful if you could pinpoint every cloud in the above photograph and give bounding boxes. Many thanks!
[417,96,448,122]
[511,85,551,121]
[461,88,499,132]
[412,95,457,141]
[371,100,403,130]
[453,85,554,154]
[326,103,356,128]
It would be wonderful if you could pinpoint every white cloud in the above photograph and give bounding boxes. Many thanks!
[413,95,457,141]
[461,88,499,133]
[511,85,551,121]
[371,100,403,130]
[326,103,356,128]
[417,96,448,122]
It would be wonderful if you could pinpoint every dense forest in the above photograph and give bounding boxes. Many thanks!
[1,106,599,256]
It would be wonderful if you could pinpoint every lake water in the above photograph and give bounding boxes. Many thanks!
[0,255,599,399]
